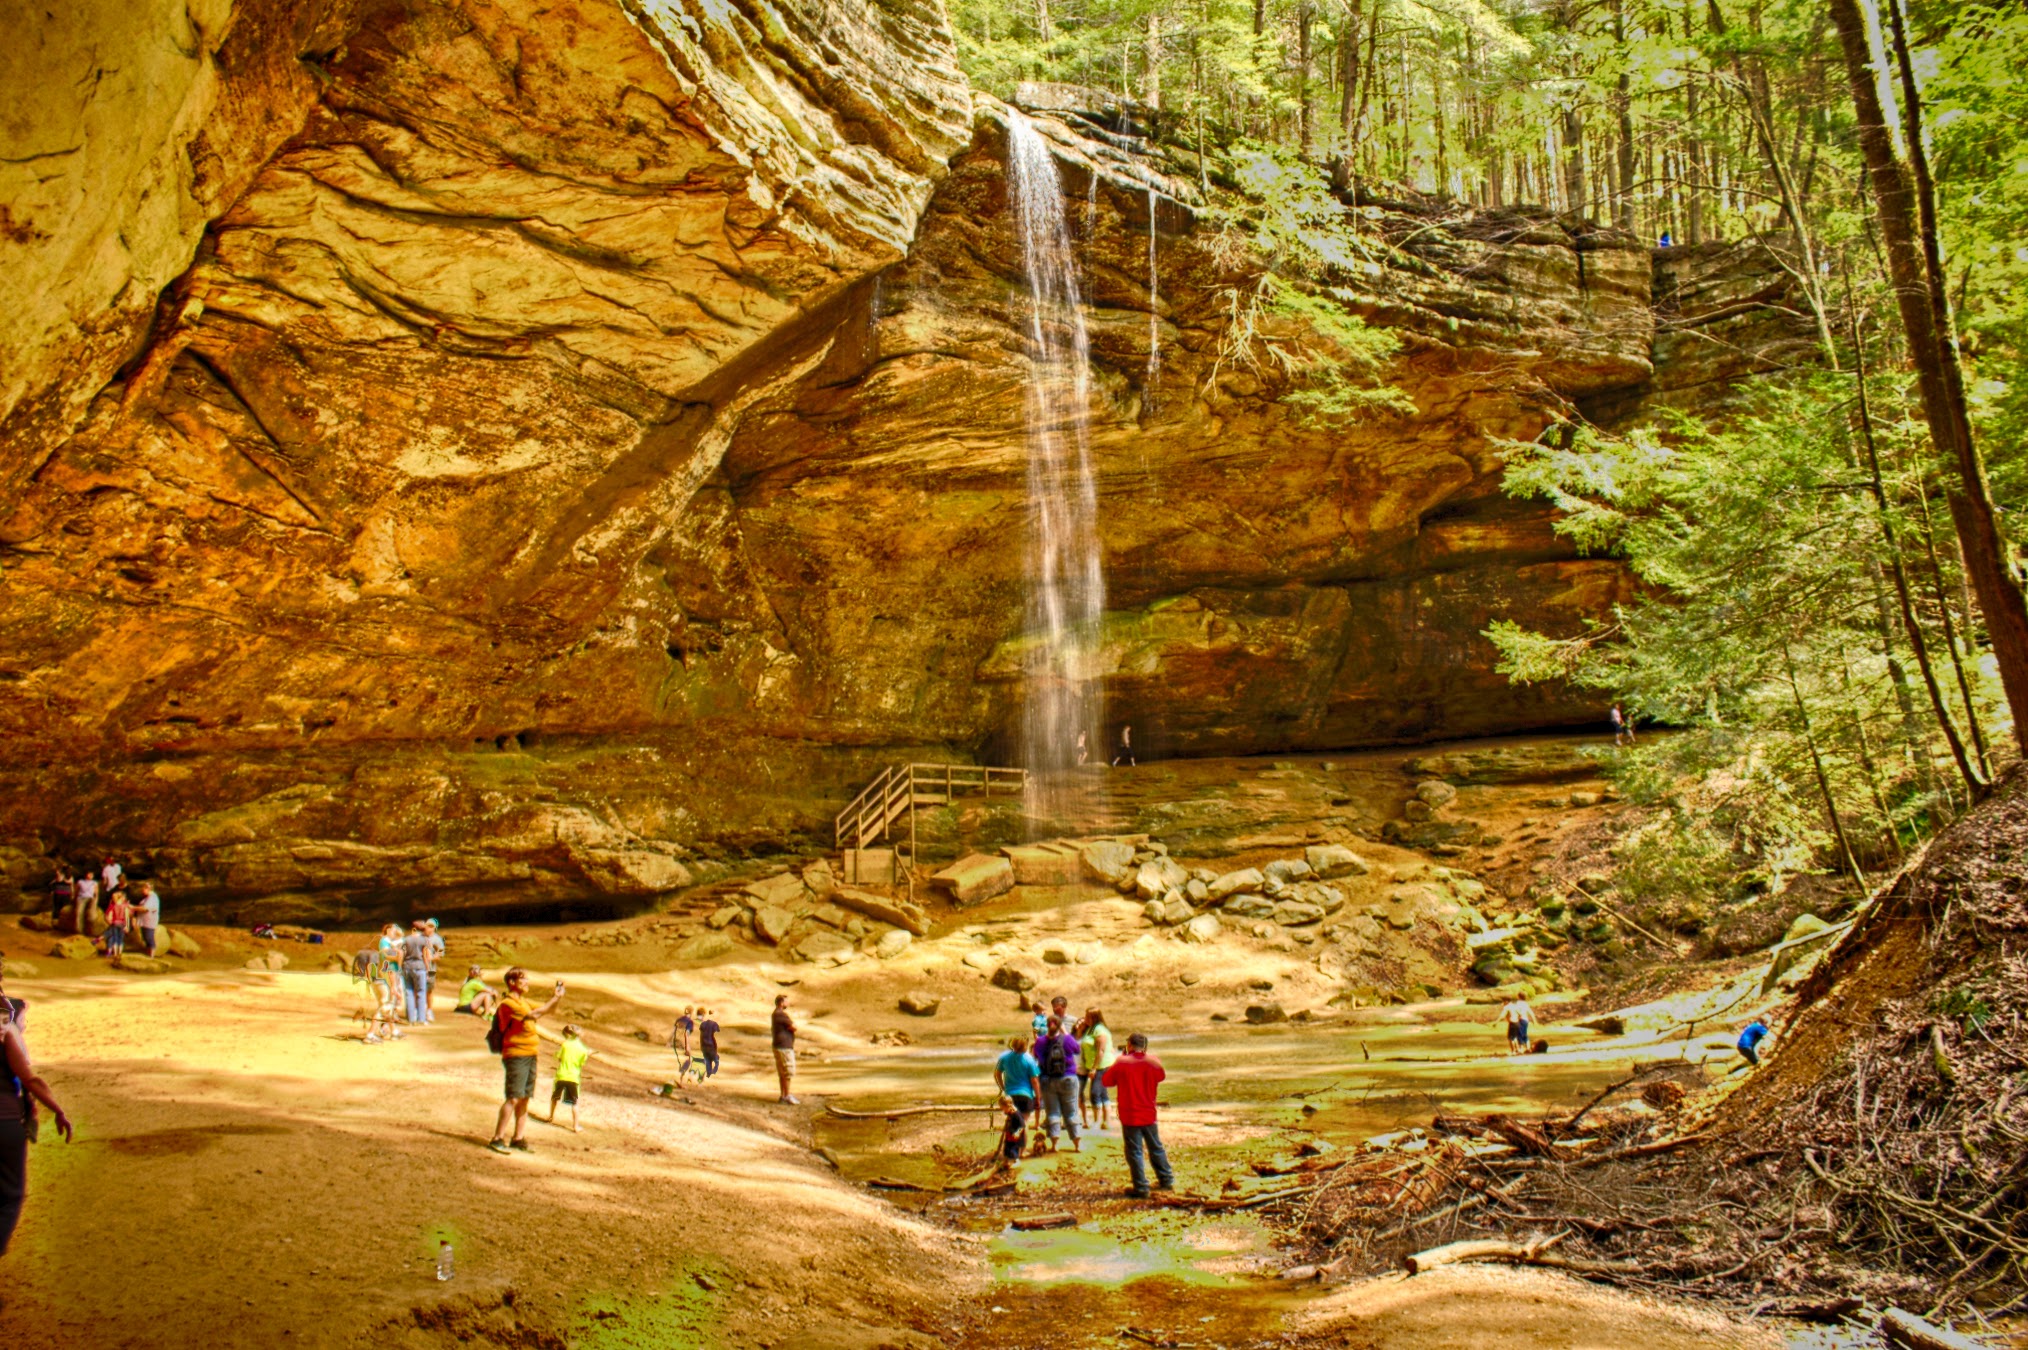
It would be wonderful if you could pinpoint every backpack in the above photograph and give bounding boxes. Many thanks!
[485,1007,506,1055]
[1042,1035,1068,1079]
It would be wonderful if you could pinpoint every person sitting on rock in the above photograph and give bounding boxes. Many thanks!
[455,967,498,1018]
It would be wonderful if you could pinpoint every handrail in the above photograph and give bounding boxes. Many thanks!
[834,762,1030,851]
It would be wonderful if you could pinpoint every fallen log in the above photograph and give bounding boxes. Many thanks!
[1881,1308,1992,1350]
[1148,1185,1315,1212]
[1405,1230,1566,1275]
[1488,1116,1559,1157]
[866,1176,1013,1197]
[1573,1132,1711,1167]
[1010,1212,1078,1231]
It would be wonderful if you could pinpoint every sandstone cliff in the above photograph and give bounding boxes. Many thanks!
[0,2,1793,917]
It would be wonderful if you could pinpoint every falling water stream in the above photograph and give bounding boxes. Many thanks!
[1008,113,1105,818]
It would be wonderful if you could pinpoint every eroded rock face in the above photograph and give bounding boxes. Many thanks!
[0,11,1787,916]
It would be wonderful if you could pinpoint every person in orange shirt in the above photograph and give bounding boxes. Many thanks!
[488,967,564,1155]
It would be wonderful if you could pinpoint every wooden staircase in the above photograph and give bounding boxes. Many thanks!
[834,762,1029,860]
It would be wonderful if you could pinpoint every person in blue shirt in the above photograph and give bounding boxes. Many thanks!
[1737,1018,1771,1067]
[995,1035,1040,1136]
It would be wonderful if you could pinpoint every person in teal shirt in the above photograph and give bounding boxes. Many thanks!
[995,1035,1040,1133]
[546,1025,594,1132]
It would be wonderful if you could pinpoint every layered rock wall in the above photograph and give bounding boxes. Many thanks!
[0,7,1790,916]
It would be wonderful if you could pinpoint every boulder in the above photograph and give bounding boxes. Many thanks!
[1263,859,1313,885]
[812,904,852,930]
[1287,881,1346,914]
[961,949,998,972]
[1180,913,1222,944]
[753,907,795,945]
[242,950,289,972]
[676,932,734,962]
[874,929,912,960]
[831,886,930,937]
[49,935,96,960]
[931,854,1015,907]
[1414,780,1458,808]
[1142,900,1166,924]
[1185,878,1209,904]
[1783,912,1831,944]
[1040,939,1074,965]
[991,963,1038,993]
[743,871,808,910]
[77,899,107,938]
[118,956,172,974]
[1207,868,1263,900]
[1080,840,1138,886]
[1160,897,1195,925]
[792,930,853,964]
[707,905,743,930]
[1244,1003,1289,1024]
[1569,790,1602,808]
[163,927,202,958]
[1001,843,1084,886]
[802,860,838,898]
[1223,894,1276,920]
[1273,901,1325,927]
[898,991,940,1016]
[1073,942,1102,965]
[1304,844,1369,879]
[1132,858,1190,900]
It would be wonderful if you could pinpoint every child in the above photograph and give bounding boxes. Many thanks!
[548,1024,593,1132]
[698,1009,720,1080]
[671,1006,697,1082]
[102,887,130,961]
[995,1094,1027,1176]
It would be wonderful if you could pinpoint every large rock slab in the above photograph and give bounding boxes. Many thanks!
[744,873,809,911]
[931,854,1015,908]
[1080,841,1138,885]
[1002,843,1084,886]
[831,886,930,937]
[752,907,795,946]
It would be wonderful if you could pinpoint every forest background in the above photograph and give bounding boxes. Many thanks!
[953,0,2028,926]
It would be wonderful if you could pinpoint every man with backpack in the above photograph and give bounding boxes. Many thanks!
[1031,1014,1083,1152]
[488,967,564,1155]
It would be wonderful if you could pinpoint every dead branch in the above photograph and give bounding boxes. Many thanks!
[1405,1230,1568,1275]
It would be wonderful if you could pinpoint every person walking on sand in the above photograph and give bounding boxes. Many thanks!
[131,882,161,958]
[421,919,445,1023]
[771,994,799,1105]
[1033,1015,1083,1152]
[488,968,564,1155]
[698,1008,721,1081]
[1500,995,1534,1055]
[671,1006,697,1083]
[0,1016,73,1255]
[546,1024,593,1132]
[400,921,433,1027]
[1102,1032,1174,1198]
[995,1033,1039,1127]
[1079,1008,1117,1130]
[1737,1017,1771,1069]
[1113,724,1135,767]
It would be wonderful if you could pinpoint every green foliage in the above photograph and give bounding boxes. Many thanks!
[1935,985,1994,1035]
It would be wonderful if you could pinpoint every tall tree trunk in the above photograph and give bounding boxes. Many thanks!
[1035,0,1052,43]
[1786,644,1867,890]
[1612,0,1636,232]
[1297,3,1313,157]
[1562,106,1586,213]
[1147,10,1162,110]
[1829,0,2028,755]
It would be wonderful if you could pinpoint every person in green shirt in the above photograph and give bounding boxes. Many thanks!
[454,966,499,1018]
[546,1025,594,1133]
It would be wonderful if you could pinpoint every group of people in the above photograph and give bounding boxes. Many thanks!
[354,920,447,1043]
[991,995,1175,1197]
[1072,724,1137,768]
[667,1004,723,1085]
[47,857,162,961]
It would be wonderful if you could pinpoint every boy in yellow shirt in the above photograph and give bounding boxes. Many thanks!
[546,1024,593,1133]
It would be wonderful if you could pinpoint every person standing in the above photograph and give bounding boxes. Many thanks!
[994,1094,1028,1177]
[546,1025,593,1132]
[1075,731,1089,766]
[71,870,98,934]
[1113,724,1135,767]
[698,1009,721,1081]
[1611,703,1635,748]
[671,1006,697,1083]
[1032,1015,1082,1152]
[1737,1018,1771,1068]
[400,921,433,1027]
[488,968,564,1155]
[771,994,798,1105]
[1079,1008,1117,1130]
[1102,1032,1174,1198]
[101,887,130,962]
[994,1034,1039,1129]
[131,883,161,958]
[1029,999,1049,1038]
[46,868,72,926]
[376,923,405,1019]
[99,856,123,902]
[1500,995,1534,1055]
[0,1018,72,1254]
[421,919,446,1023]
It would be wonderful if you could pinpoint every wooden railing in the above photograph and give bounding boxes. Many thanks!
[834,763,1029,852]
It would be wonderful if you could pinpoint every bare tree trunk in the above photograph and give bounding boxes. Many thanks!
[1613,0,1636,232]
[1147,9,1162,110]
[1298,3,1314,157]
[1786,644,1867,889]
[1035,0,1053,43]
[1829,0,2028,755]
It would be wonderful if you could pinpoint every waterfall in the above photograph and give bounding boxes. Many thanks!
[1007,113,1105,817]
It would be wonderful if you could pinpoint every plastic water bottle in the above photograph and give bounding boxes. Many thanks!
[436,1241,454,1282]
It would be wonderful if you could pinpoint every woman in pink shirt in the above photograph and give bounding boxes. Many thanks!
[101,889,130,960]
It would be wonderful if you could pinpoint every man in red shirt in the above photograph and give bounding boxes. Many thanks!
[1100,1031,1174,1198]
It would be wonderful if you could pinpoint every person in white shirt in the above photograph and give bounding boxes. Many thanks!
[1500,997,1535,1055]
[72,873,99,932]
[131,884,161,958]
[100,857,123,897]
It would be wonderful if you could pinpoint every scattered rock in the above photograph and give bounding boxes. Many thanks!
[1178,971,1201,986]
[1414,780,1458,808]
[1569,790,1602,808]
[1207,868,1264,901]
[707,905,743,930]
[802,860,838,898]
[1073,941,1102,965]
[753,907,795,946]
[48,936,95,961]
[1222,894,1276,920]
[1244,1003,1289,1024]
[244,950,289,972]
[323,955,350,973]
[1180,913,1222,944]
[18,914,53,933]
[874,929,912,960]
[899,991,940,1016]
[1133,857,1191,900]
[1273,901,1325,926]
[991,964,1038,993]
[870,1030,913,1047]
[1248,977,1275,991]
[743,871,808,910]
[1041,940,1074,965]
[118,956,172,974]
[931,854,1016,907]
[961,950,998,973]
[1304,844,1368,879]
[792,930,853,964]
[832,886,930,936]
[1160,897,1195,925]
[1263,859,1313,885]
[1185,878,1209,903]
[163,927,202,958]
[1080,840,1138,885]
[676,932,734,962]
[1783,912,1831,944]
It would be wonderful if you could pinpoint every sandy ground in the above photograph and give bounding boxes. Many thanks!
[0,904,1792,1349]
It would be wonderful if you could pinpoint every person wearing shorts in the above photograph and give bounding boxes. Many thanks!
[1081,1008,1117,1129]
[771,994,797,1104]
[546,1024,593,1132]
[489,967,564,1155]
[102,889,130,960]
[1501,997,1533,1055]
[995,1034,1039,1133]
